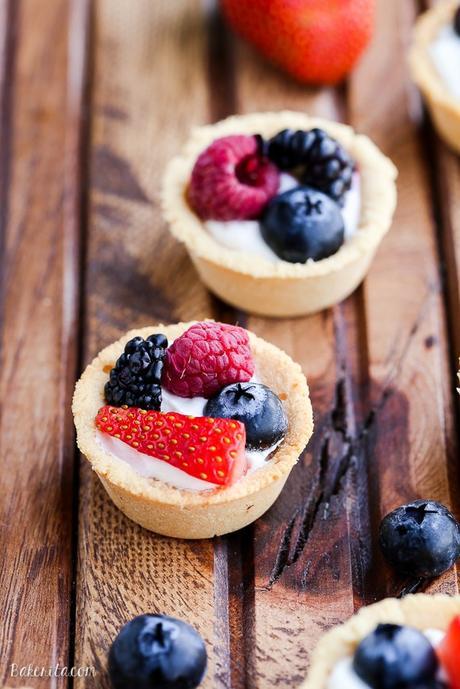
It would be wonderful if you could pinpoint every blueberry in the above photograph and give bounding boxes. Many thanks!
[261,186,344,263]
[204,382,288,450]
[379,499,460,578]
[108,614,207,689]
[455,6,460,36]
[353,624,439,689]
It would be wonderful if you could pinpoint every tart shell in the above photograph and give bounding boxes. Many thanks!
[162,111,397,317]
[409,0,460,154]
[301,593,460,688]
[72,322,313,539]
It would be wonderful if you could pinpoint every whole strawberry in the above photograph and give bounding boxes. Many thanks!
[162,321,255,399]
[221,0,375,86]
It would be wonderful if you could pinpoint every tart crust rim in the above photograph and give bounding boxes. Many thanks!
[409,0,460,119]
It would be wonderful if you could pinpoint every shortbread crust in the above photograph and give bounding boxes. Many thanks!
[162,111,397,317]
[73,322,313,539]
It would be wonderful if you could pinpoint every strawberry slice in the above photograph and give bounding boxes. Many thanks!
[96,405,247,486]
[437,615,460,689]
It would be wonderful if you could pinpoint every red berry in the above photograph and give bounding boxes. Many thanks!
[221,0,375,86]
[437,615,460,689]
[188,135,279,220]
[163,322,255,399]
[96,406,247,486]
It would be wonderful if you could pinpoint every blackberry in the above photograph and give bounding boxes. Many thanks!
[267,128,354,205]
[104,333,168,411]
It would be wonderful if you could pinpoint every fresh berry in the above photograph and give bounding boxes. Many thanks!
[188,135,279,221]
[353,624,439,689]
[267,128,354,205]
[379,500,460,578]
[204,382,288,450]
[96,406,247,486]
[454,7,460,37]
[105,334,168,411]
[162,322,255,399]
[108,614,207,689]
[437,616,460,689]
[221,0,375,86]
[261,186,344,263]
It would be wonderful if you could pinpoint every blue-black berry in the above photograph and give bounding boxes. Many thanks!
[267,128,354,205]
[454,6,460,36]
[105,334,168,411]
[108,614,207,689]
[204,382,288,450]
[261,186,344,263]
[353,624,439,689]
[379,499,460,579]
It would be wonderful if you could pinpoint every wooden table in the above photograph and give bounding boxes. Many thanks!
[1,0,460,687]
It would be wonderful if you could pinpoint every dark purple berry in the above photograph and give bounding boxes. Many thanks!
[105,334,168,411]
[379,499,460,578]
[267,128,354,205]
[204,382,287,450]
[108,614,207,689]
[353,624,439,689]
[261,185,344,263]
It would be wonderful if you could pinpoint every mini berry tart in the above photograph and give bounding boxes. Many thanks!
[410,1,460,154]
[72,321,313,539]
[162,111,397,317]
[301,594,460,689]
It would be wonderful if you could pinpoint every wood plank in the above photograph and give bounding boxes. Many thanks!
[74,3,229,688]
[348,0,459,599]
[0,0,82,685]
[231,35,361,687]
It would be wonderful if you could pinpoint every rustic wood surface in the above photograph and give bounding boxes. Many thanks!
[1,0,460,687]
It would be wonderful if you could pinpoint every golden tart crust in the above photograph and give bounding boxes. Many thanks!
[72,322,313,539]
[409,0,460,154]
[162,111,397,317]
[301,593,460,688]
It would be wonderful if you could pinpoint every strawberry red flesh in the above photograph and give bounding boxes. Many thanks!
[96,405,247,486]
[437,615,460,689]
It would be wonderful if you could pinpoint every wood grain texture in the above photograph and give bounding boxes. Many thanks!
[0,0,81,686]
[75,3,226,688]
[231,41,358,686]
[348,0,460,598]
[3,0,460,688]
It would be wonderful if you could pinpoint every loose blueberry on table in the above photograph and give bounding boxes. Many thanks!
[108,614,207,689]
[96,322,288,490]
[379,499,460,579]
[187,128,358,263]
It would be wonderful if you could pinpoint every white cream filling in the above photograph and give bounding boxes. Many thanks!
[327,629,445,689]
[96,380,282,493]
[429,24,460,101]
[205,172,361,263]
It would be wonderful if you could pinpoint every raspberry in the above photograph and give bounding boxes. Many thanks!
[96,406,247,486]
[162,322,255,398]
[188,135,279,221]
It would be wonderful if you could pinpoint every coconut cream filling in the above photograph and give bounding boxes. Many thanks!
[429,24,460,101]
[205,172,361,264]
[95,380,282,493]
[327,629,446,689]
